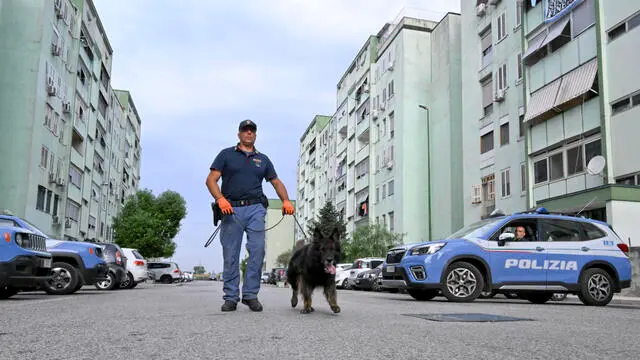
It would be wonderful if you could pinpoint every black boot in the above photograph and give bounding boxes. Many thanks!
[221,300,237,312]
[241,298,263,312]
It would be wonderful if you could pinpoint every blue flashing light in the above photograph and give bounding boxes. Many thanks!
[535,207,549,214]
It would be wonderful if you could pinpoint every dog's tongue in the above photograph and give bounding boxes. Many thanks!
[326,264,336,275]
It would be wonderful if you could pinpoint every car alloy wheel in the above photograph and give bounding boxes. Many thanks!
[579,268,614,306]
[441,261,484,302]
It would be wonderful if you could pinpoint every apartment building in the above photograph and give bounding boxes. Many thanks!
[0,0,142,242]
[460,0,528,225]
[519,0,640,242]
[297,14,464,243]
[264,199,296,271]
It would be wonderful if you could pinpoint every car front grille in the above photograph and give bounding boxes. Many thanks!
[386,249,406,264]
[20,233,47,252]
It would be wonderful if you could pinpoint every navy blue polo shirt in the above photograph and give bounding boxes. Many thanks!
[210,144,278,201]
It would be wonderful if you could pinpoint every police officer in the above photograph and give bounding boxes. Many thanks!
[206,119,295,312]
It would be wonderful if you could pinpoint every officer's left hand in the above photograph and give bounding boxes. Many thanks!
[282,200,295,215]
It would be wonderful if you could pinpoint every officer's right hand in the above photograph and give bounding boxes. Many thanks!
[217,197,234,215]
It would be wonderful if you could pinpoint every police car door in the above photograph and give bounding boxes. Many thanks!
[488,218,548,288]
[540,219,596,290]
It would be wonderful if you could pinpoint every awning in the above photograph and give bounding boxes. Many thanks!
[539,15,571,49]
[522,31,547,62]
[524,77,562,123]
[554,57,598,109]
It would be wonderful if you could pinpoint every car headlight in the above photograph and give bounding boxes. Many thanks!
[409,243,446,256]
[15,233,23,246]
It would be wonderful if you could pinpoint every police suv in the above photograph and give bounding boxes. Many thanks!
[399,208,632,306]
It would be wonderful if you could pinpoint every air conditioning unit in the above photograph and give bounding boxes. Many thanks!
[56,178,65,187]
[64,218,71,228]
[51,43,61,56]
[62,101,71,113]
[47,84,57,96]
[48,173,56,183]
[363,84,370,93]
[54,0,62,12]
[476,3,487,16]
[387,61,394,71]
[371,110,379,119]
[379,102,385,111]
[52,215,61,225]
[494,89,506,102]
[386,161,394,170]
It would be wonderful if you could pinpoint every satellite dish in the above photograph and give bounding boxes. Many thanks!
[586,155,606,175]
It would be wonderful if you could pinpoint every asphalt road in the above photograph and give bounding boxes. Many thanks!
[1,281,639,360]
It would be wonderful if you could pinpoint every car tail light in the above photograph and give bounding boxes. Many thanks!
[617,243,629,255]
[4,232,10,243]
[173,269,179,273]
[134,260,145,266]
[116,251,122,265]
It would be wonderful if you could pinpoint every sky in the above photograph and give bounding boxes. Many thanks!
[93,0,461,274]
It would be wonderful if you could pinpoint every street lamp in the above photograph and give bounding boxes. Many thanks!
[418,104,432,241]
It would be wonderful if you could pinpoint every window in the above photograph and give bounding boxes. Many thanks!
[501,168,511,197]
[540,219,581,242]
[497,63,507,91]
[572,0,596,36]
[500,122,509,145]
[88,216,96,230]
[480,27,493,68]
[388,80,395,98]
[389,112,394,138]
[549,153,564,181]
[566,145,584,175]
[519,113,525,138]
[40,146,49,168]
[69,165,82,188]
[356,159,368,179]
[480,131,494,154]
[533,138,601,185]
[516,53,523,81]
[582,222,606,240]
[388,180,394,196]
[382,184,386,199]
[497,12,507,40]
[482,78,494,116]
[376,186,380,203]
[534,158,548,184]
[66,200,80,222]
[611,90,640,115]
[515,1,522,28]
[521,163,526,192]
[389,211,395,232]
[36,186,46,211]
[482,174,495,201]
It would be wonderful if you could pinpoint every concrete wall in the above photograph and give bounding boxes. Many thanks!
[621,247,640,297]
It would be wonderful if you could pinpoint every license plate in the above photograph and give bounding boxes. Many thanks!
[41,258,52,268]
[387,265,395,273]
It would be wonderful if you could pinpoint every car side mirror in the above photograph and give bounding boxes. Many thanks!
[498,232,515,246]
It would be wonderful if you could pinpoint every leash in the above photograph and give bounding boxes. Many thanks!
[204,211,301,248]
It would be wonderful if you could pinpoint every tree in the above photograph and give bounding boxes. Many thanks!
[341,224,404,262]
[112,189,187,259]
[276,249,292,267]
[306,201,347,241]
[240,255,248,279]
[193,265,206,274]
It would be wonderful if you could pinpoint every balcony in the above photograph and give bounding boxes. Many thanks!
[355,144,370,165]
[356,117,370,138]
[355,173,369,193]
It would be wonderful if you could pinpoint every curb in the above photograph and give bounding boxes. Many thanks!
[566,294,640,305]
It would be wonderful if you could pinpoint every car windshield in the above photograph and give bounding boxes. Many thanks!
[19,217,48,237]
[446,218,504,240]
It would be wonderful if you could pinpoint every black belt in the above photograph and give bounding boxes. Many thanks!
[228,198,264,207]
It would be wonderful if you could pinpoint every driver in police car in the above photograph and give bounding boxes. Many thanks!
[514,226,531,242]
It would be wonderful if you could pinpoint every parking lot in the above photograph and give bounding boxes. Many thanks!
[1,280,639,360]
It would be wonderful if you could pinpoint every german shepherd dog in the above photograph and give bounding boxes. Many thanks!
[287,227,341,314]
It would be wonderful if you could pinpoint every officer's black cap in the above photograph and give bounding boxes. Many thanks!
[239,119,257,131]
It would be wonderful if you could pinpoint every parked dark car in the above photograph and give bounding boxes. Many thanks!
[353,266,382,291]
[94,243,127,290]
[268,268,286,284]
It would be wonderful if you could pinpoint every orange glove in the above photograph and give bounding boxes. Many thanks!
[282,200,294,215]
[217,197,234,215]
